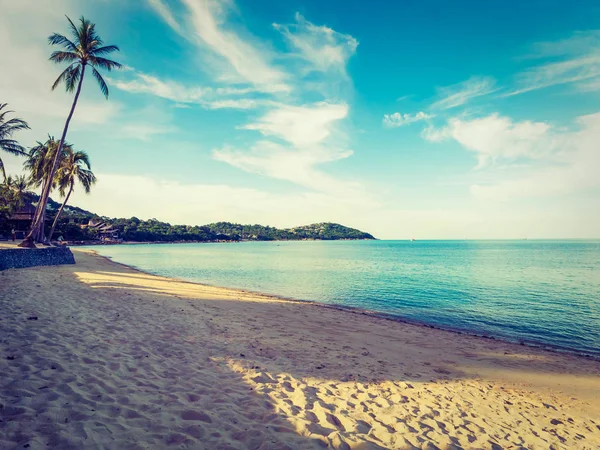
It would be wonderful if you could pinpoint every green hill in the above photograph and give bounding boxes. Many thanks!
[35,196,376,242]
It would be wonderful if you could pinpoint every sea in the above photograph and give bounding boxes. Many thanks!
[89,240,600,357]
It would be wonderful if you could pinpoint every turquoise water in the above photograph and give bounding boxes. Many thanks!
[89,240,600,356]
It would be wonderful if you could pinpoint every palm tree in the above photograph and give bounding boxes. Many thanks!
[20,16,121,247]
[24,137,70,242]
[5,175,29,199]
[25,137,63,190]
[0,175,29,227]
[48,147,96,242]
[0,103,29,182]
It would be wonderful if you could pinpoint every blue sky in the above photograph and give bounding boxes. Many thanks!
[1,0,599,238]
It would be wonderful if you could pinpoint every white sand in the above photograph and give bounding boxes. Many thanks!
[1,249,599,449]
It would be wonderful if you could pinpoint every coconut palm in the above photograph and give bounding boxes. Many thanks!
[0,103,30,182]
[24,137,74,242]
[25,138,62,189]
[5,175,29,199]
[21,16,121,247]
[0,175,29,228]
[48,147,96,242]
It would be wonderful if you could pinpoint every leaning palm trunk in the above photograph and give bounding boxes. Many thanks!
[20,66,85,247]
[48,181,74,243]
[35,178,48,244]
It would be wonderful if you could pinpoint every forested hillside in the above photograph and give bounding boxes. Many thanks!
[28,197,376,242]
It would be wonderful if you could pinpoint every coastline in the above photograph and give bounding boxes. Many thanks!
[1,248,599,449]
[89,247,600,361]
[67,237,377,246]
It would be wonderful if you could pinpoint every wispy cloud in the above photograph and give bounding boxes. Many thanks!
[146,0,289,92]
[274,13,358,75]
[112,71,267,109]
[120,123,178,142]
[507,30,600,96]
[430,76,497,110]
[240,102,348,147]
[114,73,208,103]
[146,0,184,36]
[145,1,359,196]
[213,141,355,194]
[214,102,356,194]
[383,111,433,128]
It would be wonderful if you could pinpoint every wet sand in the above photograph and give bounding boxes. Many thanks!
[1,248,599,449]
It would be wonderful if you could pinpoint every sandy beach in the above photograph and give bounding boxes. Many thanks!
[1,249,599,449]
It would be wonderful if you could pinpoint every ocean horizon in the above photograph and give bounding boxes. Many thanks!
[89,239,600,357]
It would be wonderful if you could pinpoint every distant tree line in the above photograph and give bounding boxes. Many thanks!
[42,205,376,242]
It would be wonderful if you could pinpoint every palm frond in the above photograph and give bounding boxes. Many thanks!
[0,139,27,156]
[92,44,119,56]
[65,64,82,92]
[52,64,82,93]
[66,16,81,43]
[73,150,92,169]
[91,67,109,98]
[51,63,77,91]
[77,168,97,193]
[47,33,78,52]
[3,117,30,133]
[0,105,29,142]
[49,50,79,64]
[89,55,122,71]
[0,158,6,182]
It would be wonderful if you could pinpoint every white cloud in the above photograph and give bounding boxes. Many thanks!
[214,102,355,194]
[471,113,600,201]
[141,3,358,196]
[424,113,554,168]
[508,30,600,96]
[241,102,348,147]
[147,0,289,92]
[112,71,262,109]
[274,13,358,74]
[146,0,184,35]
[425,112,600,202]
[383,111,432,128]
[113,73,208,103]
[213,141,355,194]
[430,76,496,110]
[576,77,600,92]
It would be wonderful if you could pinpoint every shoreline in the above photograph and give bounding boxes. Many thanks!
[2,248,600,449]
[65,237,377,246]
[89,248,600,362]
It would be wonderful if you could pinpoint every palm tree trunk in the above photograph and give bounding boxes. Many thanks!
[48,181,73,244]
[37,209,45,243]
[34,178,47,244]
[20,65,86,248]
